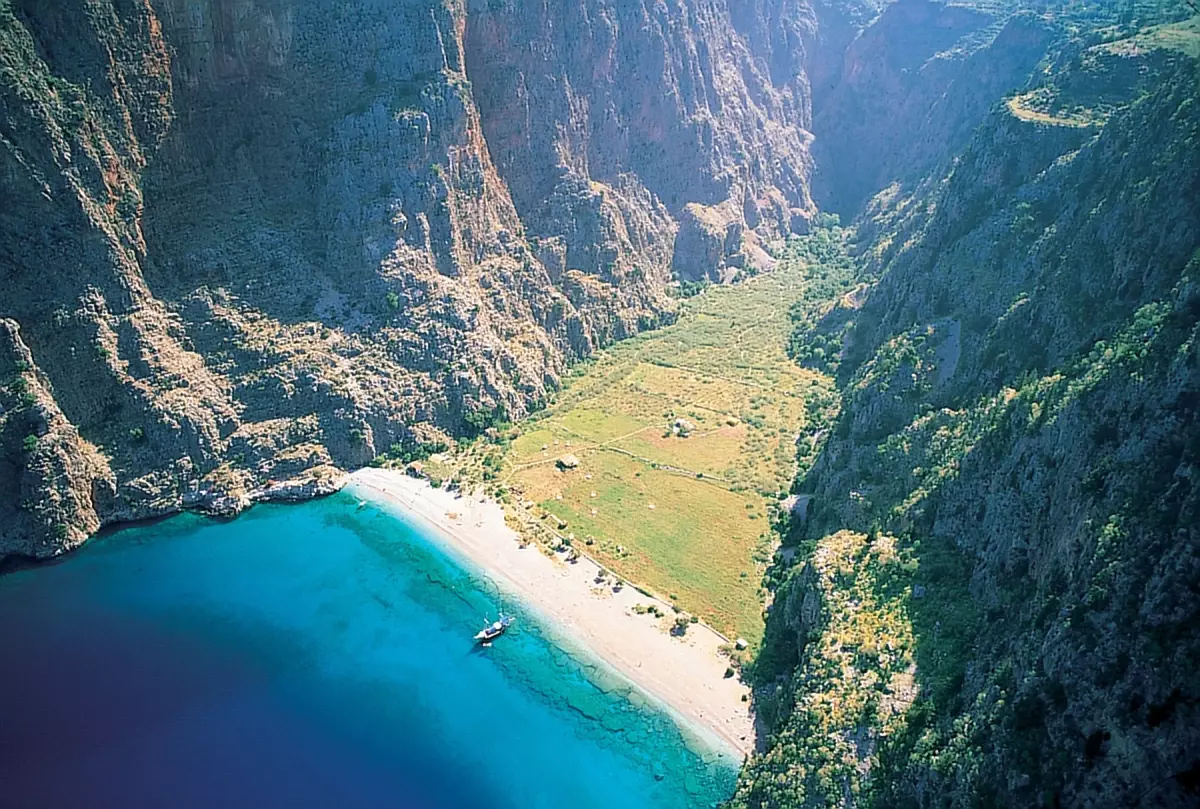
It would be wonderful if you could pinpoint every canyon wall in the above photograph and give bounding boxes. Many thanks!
[809,0,1055,216]
[0,0,818,559]
[735,10,1200,808]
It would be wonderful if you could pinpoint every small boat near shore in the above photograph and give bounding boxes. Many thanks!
[475,614,514,645]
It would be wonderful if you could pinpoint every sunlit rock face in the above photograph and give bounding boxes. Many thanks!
[0,0,819,558]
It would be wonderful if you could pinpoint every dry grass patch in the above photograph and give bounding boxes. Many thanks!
[498,257,847,646]
[522,452,769,642]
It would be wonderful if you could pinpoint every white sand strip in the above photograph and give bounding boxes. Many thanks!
[348,468,755,760]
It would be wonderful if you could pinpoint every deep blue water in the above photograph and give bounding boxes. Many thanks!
[0,490,737,809]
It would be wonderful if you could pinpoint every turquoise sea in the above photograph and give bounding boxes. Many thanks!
[0,490,737,809]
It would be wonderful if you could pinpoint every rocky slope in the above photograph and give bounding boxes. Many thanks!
[804,0,1188,219]
[0,0,820,560]
[734,13,1200,809]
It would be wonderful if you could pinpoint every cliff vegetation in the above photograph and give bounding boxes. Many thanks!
[734,6,1200,807]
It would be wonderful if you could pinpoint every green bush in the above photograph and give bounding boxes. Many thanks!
[384,439,448,464]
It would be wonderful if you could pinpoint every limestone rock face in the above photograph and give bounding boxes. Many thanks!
[0,320,115,557]
[465,0,817,284]
[0,0,820,558]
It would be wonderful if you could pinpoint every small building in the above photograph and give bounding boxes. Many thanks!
[673,418,697,437]
[405,461,425,478]
[556,454,581,470]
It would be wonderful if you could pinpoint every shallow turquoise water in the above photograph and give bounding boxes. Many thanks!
[0,491,737,809]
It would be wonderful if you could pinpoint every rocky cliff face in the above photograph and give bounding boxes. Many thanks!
[0,0,820,560]
[464,0,819,283]
[810,0,1065,217]
[735,16,1200,809]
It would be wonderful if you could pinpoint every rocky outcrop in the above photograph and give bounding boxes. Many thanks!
[0,0,821,559]
[0,320,115,557]
[673,202,777,283]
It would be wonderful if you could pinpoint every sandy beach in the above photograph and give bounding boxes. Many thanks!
[348,468,756,759]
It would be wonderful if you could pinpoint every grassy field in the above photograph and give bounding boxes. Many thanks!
[489,250,851,646]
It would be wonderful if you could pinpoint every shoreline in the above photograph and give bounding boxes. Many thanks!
[348,467,756,760]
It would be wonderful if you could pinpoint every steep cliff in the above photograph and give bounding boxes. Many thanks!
[805,0,1181,218]
[0,0,819,560]
[464,0,819,283]
[735,16,1200,809]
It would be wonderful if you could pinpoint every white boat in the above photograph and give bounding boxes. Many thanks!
[474,613,514,645]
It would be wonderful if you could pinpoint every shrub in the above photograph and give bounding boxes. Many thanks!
[464,405,507,437]
[674,279,710,298]
[22,434,39,453]
[385,291,400,311]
